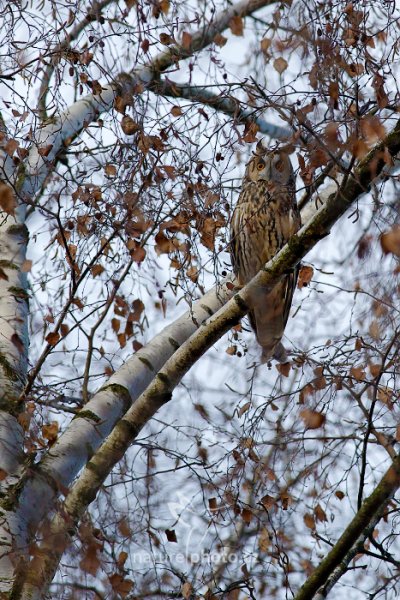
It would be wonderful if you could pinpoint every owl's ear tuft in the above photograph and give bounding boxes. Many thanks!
[255,139,267,155]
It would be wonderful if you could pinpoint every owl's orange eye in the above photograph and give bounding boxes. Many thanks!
[257,162,265,170]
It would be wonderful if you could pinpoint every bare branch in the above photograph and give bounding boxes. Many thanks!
[149,78,291,139]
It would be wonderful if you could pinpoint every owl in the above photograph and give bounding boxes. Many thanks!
[230,140,301,363]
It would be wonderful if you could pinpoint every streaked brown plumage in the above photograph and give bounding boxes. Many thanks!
[230,140,301,363]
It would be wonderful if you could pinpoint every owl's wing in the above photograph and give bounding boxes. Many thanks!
[230,180,300,363]
[282,264,299,328]
[248,275,295,364]
[246,252,299,364]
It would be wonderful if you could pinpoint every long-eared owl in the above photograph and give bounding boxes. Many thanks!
[230,140,301,363]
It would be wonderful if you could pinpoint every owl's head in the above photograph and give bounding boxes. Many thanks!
[245,140,294,187]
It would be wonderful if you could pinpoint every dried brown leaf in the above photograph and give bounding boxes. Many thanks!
[314,504,327,522]
[80,546,100,576]
[111,318,120,333]
[45,332,60,346]
[369,319,380,340]
[229,15,243,36]
[42,421,59,444]
[239,401,251,417]
[186,265,198,283]
[0,183,16,215]
[381,226,400,257]
[130,299,144,322]
[170,105,183,117]
[242,508,253,524]
[159,32,173,45]
[165,529,177,542]
[91,264,105,277]
[369,363,381,378]
[38,144,53,157]
[181,31,192,50]
[350,366,365,381]
[21,259,32,272]
[260,494,276,510]
[258,527,270,552]
[5,139,19,156]
[60,324,69,337]
[118,517,131,537]
[104,164,117,177]
[117,332,127,348]
[274,57,288,74]
[260,38,272,53]
[304,513,315,530]
[109,574,134,598]
[276,362,290,377]
[208,497,218,512]
[214,33,227,47]
[300,408,326,429]
[121,115,140,135]
[131,245,146,264]
[182,582,192,600]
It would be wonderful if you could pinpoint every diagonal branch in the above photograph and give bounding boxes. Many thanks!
[19,119,400,598]
[149,78,292,139]
[297,456,400,600]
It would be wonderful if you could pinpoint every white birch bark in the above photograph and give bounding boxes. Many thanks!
[0,152,29,594]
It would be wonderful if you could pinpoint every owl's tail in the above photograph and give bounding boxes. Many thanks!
[248,281,290,364]
[262,341,288,364]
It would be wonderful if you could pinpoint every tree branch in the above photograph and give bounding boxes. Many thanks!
[149,78,291,139]
[298,456,400,600]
